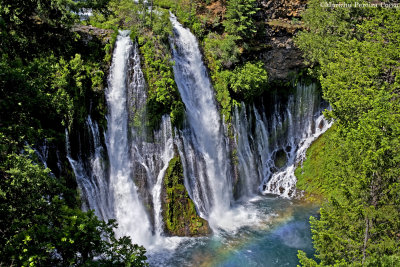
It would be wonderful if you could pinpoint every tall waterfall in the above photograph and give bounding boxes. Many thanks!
[233,83,332,198]
[105,31,152,245]
[67,31,176,247]
[170,14,233,223]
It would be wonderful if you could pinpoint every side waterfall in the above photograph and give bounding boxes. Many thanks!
[170,14,233,224]
[66,118,112,221]
[126,43,174,238]
[233,83,332,198]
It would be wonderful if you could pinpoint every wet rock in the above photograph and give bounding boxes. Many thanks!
[274,149,288,169]
[318,120,325,130]
[161,155,211,236]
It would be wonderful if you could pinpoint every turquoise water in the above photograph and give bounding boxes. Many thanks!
[148,196,318,266]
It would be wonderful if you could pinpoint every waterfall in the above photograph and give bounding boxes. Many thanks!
[105,30,153,245]
[64,15,332,254]
[34,139,49,168]
[151,117,174,237]
[67,31,178,247]
[170,14,233,223]
[233,83,332,198]
[126,43,175,239]
[66,118,112,221]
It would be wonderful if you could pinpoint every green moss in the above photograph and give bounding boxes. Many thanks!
[137,11,185,131]
[295,125,336,200]
[162,155,210,236]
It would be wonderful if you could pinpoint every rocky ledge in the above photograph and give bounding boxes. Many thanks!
[259,0,307,81]
[72,24,114,44]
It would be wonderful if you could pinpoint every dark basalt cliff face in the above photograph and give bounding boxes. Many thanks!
[259,0,307,81]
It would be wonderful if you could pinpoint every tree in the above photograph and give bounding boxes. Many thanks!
[223,0,259,40]
[298,98,400,265]
[0,0,111,59]
[295,2,400,265]
[229,61,268,101]
[204,33,240,70]
[0,149,148,266]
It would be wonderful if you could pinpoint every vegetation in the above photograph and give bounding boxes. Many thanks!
[0,0,148,265]
[295,127,336,199]
[295,1,400,265]
[162,155,210,236]
[0,149,148,266]
[202,0,267,123]
[90,0,185,130]
[137,12,185,130]
[223,0,259,41]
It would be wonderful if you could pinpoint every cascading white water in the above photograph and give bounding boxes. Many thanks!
[233,106,270,198]
[67,32,178,248]
[151,117,174,237]
[233,83,332,198]
[170,14,233,224]
[105,31,152,245]
[35,139,49,168]
[126,43,175,239]
[65,117,112,221]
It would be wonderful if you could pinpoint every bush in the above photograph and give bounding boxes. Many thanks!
[0,150,148,266]
[204,33,240,69]
[229,61,268,101]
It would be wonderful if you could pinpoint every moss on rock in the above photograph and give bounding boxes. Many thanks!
[162,155,211,236]
[295,125,336,201]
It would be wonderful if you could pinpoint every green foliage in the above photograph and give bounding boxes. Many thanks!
[163,156,210,236]
[0,0,111,59]
[212,70,235,122]
[223,0,259,40]
[296,2,400,265]
[137,10,185,130]
[294,0,370,73]
[198,0,268,125]
[154,0,205,38]
[204,33,240,69]
[0,52,106,149]
[203,32,240,122]
[88,0,139,29]
[206,61,268,122]
[0,150,148,266]
[229,61,268,101]
[295,126,337,198]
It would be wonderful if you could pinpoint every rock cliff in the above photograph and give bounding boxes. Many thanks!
[260,0,307,81]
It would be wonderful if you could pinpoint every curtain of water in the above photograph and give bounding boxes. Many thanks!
[170,14,233,224]
[105,31,153,245]
[233,83,332,198]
